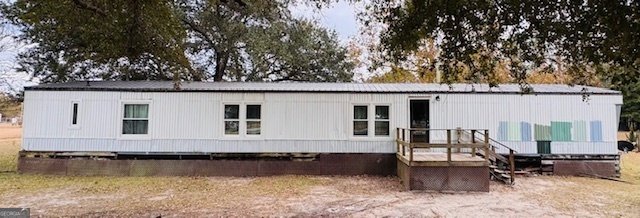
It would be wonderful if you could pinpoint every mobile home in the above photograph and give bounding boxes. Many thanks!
[19,81,623,190]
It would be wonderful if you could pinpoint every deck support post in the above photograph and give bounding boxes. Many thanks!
[484,130,490,161]
[471,130,477,157]
[401,129,406,156]
[509,149,515,184]
[396,128,400,153]
[409,143,414,163]
[446,130,452,162]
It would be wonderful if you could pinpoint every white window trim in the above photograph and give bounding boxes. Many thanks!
[222,102,264,139]
[69,100,81,129]
[244,103,263,138]
[223,103,242,138]
[119,100,152,140]
[351,104,370,138]
[350,103,393,140]
[373,104,392,137]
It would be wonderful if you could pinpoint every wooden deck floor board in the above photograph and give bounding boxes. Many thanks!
[397,152,489,167]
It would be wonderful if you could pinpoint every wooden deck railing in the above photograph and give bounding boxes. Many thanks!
[396,127,517,185]
[465,130,517,185]
[395,128,490,165]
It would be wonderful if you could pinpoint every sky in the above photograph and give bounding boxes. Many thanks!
[290,1,361,44]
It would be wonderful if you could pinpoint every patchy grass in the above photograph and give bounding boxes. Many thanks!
[0,123,21,172]
[0,123,22,140]
[0,139,19,172]
[3,125,640,216]
[0,173,334,216]
[524,152,640,216]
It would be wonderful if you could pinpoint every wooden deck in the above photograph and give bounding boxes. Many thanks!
[395,128,491,167]
[395,128,511,191]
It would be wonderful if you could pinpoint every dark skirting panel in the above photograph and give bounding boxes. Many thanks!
[18,153,397,177]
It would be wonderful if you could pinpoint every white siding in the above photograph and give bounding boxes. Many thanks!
[22,90,622,154]
[429,94,622,154]
[23,91,402,153]
[22,138,395,153]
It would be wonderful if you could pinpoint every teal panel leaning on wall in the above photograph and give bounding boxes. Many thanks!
[551,121,572,141]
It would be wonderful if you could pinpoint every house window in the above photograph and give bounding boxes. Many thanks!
[122,104,149,134]
[353,105,391,137]
[353,105,368,136]
[246,105,261,135]
[224,105,240,135]
[375,106,390,136]
[71,102,79,125]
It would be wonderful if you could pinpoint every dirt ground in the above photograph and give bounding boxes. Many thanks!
[0,123,21,140]
[1,125,639,217]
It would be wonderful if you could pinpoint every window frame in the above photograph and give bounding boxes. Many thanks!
[119,100,152,139]
[245,104,262,136]
[221,102,263,138]
[374,105,391,137]
[350,103,392,139]
[352,104,369,137]
[223,103,241,136]
[69,100,81,129]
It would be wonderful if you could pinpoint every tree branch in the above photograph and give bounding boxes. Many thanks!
[181,18,217,48]
[72,0,107,17]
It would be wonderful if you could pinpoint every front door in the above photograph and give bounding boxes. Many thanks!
[410,100,429,143]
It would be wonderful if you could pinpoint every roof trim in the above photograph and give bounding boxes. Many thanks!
[23,81,622,95]
[24,87,623,95]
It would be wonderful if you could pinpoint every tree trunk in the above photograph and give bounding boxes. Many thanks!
[126,0,143,79]
[214,51,228,81]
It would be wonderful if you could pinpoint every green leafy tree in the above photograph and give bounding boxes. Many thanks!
[178,0,353,82]
[355,0,638,122]
[5,0,192,82]
[361,0,639,87]
[608,66,640,124]
[3,0,353,83]
[242,19,354,82]
[627,121,638,143]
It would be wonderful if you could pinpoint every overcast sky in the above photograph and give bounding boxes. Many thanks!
[290,1,361,44]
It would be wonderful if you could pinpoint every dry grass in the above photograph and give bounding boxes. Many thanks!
[0,123,22,140]
[0,123,21,172]
[0,140,19,172]
[523,152,640,216]
[3,126,640,216]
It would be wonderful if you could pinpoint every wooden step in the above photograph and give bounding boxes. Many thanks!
[493,169,507,174]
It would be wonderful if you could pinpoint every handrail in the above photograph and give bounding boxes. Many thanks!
[463,129,516,185]
[465,130,516,153]
[396,127,515,185]
[395,128,491,165]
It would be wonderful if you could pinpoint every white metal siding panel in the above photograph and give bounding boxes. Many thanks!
[23,91,404,153]
[22,89,620,155]
[551,142,617,154]
[22,91,121,139]
[495,142,538,154]
[429,94,622,154]
[153,92,221,139]
[22,138,395,153]
[264,93,350,140]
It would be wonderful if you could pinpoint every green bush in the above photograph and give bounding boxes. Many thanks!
[627,122,638,152]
